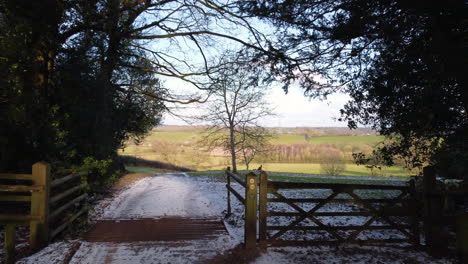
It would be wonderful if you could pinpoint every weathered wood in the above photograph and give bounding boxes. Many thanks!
[49,193,87,220]
[0,214,43,223]
[0,195,31,202]
[50,207,88,239]
[50,172,85,188]
[30,162,50,250]
[0,185,43,192]
[267,198,409,204]
[50,183,86,205]
[422,166,446,254]
[5,224,16,264]
[227,170,246,187]
[226,184,245,204]
[268,181,407,190]
[264,238,412,247]
[0,173,33,181]
[457,213,468,263]
[226,167,231,216]
[258,171,268,241]
[269,189,344,241]
[408,179,420,246]
[244,172,257,248]
[268,210,412,217]
[267,225,412,231]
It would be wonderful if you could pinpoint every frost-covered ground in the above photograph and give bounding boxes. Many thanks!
[15,173,456,263]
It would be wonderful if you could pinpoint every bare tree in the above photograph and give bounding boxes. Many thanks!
[238,125,272,170]
[196,59,274,172]
[320,150,346,176]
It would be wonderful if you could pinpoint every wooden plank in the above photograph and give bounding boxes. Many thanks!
[226,167,231,216]
[268,181,408,191]
[244,173,257,248]
[267,225,412,231]
[259,171,268,241]
[50,183,86,205]
[0,214,42,223]
[227,171,246,187]
[30,162,50,250]
[267,198,409,204]
[269,190,344,241]
[264,238,412,247]
[5,224,15,264]
[0,195,31,202]
[0,173,32,181]
[50,207,88,239]
[50,172,85,188]
[0,185,43,192]
[226,184,245,204]
[408,179,420,246]
[346,190,415,240]
[49,193,87,220]
[457,213,468,263]
[268,210,412,217]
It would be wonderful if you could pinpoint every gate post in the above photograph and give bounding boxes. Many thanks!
[5,224,16,264]
[258,171,268,242]
[30,162,50,250]
[457,213,468,263]
[245,172,257,248]
[422,166,445,254]
[408,179,420,246]
[226,167,231,217]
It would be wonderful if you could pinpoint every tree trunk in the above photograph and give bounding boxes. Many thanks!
[229,126,237,172]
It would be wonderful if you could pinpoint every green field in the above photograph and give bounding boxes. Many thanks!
[309,135,385,146]
[120,126,411,177]
[140,130,385,146]
[194,163,409,177]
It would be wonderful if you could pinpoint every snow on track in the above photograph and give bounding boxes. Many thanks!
[102,173,222,219]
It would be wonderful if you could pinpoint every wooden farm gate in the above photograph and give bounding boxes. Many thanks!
[258,173,420,246]
[1,162,88,264]
[225,168,420,248]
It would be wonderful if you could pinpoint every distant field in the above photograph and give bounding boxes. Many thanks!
[309,135,385,146]
[138,131,385,146]
[120,126,409,178]
[270,134,307,144]
[201,163,410,177]
[145,131,198,142]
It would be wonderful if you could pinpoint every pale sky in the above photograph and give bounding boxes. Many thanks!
[162,82,351,127]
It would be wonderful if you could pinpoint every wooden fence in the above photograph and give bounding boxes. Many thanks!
[225,167,258,248]
[226,168,419,247]
[0,162,88,264]
[226,167,467,262]
[422,166,468,260]
[259,174,419,246]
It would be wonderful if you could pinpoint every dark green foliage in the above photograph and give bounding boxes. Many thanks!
[0,0,164,179]
[240,0,467,178]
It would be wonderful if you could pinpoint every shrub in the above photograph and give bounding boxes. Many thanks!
[320,151,346,176]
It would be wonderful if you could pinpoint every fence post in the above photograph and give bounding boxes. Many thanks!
[226,167,231,217]
[408,179,420,246]
[422,166,445,255]
[258,171,268,242]
[30,162,50,250]
[457,213,468,263]
[245,172,257,248]
[5,224,16,264]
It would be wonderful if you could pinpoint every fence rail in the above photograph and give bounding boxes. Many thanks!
[0,162,88,264]
[261,174,420,246]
